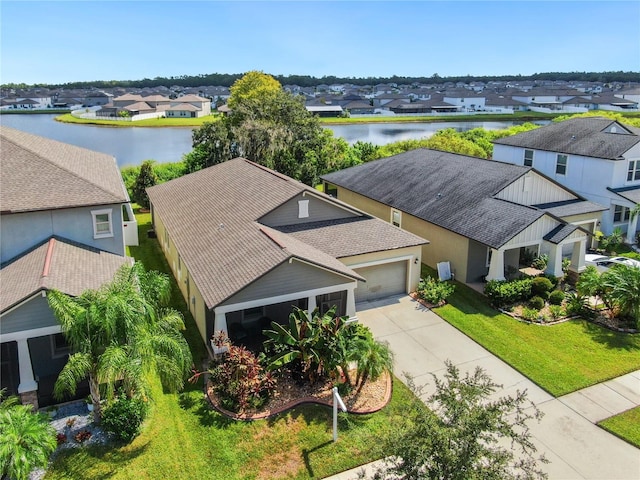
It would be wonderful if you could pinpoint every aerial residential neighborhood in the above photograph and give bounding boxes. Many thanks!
[1,0,640,477]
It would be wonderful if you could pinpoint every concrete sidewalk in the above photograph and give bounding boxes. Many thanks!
[324,295,640,480]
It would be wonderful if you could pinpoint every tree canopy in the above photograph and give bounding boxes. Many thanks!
[227,70,281,109]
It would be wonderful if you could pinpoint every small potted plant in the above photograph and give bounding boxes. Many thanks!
[85,395,94,412]
[46,405,58,418]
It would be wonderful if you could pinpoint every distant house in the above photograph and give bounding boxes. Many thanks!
[0,127,136,408]
[322,149,605,284]
[493,117,640,242]
[146,158,426,350]
[166,94,211,118]
[305,105,344,117]
[84,91,113,106]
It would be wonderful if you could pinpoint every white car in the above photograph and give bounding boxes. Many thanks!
[585,254,640,272]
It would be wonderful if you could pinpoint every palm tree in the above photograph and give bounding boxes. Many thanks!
[350,335,394,393]
[48,262,192,423]
[601,265,640,327]
[0,391,57,480]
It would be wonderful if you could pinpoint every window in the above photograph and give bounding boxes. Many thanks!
[523,149,534,167]
[298,199,309,218]
[556,154,568,175]
[627,160,640,182]
[50,333,70,358]
[613,205,631,223]
[391,209,402,227]
[91,209,113,238]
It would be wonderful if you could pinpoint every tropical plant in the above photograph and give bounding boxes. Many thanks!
[576,265,605,307]
[531,254,549,270]
[599,227,624,253]
[416,276,456,305]
[208,344,276,412]
[565,292,590,317]
[0,391,57,480]
[349,327,393,393]
[549,305,566,320]
[601,265,640,328]
[373,363,547,480]
[48,262,192,423]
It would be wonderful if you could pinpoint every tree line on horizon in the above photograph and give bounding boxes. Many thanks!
[3,70,639,90]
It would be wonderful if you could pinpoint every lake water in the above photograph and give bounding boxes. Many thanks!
[1,114,546,168]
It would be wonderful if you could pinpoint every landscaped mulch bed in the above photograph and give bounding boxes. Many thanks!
[206,368,392,420]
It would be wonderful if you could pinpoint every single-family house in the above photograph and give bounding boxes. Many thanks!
[493,117,640,242]
[146,158,426,351]
[166,94,212,118]
[322,149,605,284]
[0,127,136,408]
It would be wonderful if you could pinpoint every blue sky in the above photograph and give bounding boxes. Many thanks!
[2,1,639,85]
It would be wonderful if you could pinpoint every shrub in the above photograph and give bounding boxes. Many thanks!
[549,305,566,320]
[209,344,276,413]
[565,292,590,317]
[545,274,559,288]
[102,392,148,443]
[521,308,539,321]
[416,276,456,305]
[528,296,545,310]
[484,278,532,307]
[531,276,553,296]
[531,254,548,270]
[549,289,565,305]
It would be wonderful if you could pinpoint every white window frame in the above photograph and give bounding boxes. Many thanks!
[556,154,568,175]
[91,208,113,238]
[613,205,631,223]
[298,199,309,219]
[627,160,640,182]
[523,149,534,167]
[50,333,71,359]
[391,209,402,228]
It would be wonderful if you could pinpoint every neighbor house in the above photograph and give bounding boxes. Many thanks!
[322,149,606,284]
[146,158,426,352]
[0,127,136,408]
[493,117,640,242]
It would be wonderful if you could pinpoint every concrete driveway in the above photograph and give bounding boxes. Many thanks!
[350,294,640,480]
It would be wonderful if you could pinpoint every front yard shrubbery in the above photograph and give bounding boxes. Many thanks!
[416,276,456,306]
[484,277,533,307]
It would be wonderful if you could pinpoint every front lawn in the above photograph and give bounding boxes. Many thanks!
[44,209,404,479]
[598,407,640,449]
[426,267,640,397]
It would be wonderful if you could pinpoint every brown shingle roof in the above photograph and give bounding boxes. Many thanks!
[146,158,425,309]
[0,127,129,213]
[0,237,133,312]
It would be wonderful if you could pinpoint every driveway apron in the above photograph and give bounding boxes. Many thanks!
[349,294,640,480]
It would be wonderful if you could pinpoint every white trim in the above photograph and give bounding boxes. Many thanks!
[91,208,114,239]
[1,324,61,343]
[216,281,356,315]
[555,153,568,176]
[298,199,309,218]
[302,190,364,216]
[290,257,360,282]
[344,254,414,270]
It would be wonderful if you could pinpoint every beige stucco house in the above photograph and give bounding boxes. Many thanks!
[146,158,426,352]
[322,149,606,284]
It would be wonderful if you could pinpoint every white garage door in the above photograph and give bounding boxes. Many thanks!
[354,261,407,303]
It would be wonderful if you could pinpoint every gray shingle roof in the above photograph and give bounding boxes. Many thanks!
[277,217,427,258]
[0,237,133,313]
[146,158,425,309]
[493,117,640,160]
[544,224,579,244]
[322,149,548,249]
[0,127,129,213]
[608,186,640,204]
[533,199,608,217]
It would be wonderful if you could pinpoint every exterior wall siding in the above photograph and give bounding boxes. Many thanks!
[467,240,490,283]
[259,193,357,227]
[1,204,126,263]
[334,186,473,282]
[494,171,577,206]
[0,295,59,335]
[221,260,353,306]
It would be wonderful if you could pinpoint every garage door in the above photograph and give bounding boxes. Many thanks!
[354,261,407,303]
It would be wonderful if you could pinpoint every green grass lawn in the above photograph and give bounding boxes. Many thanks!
[598,407,640,449]
[426,267,640,397]
[54,113,221,128]
[44,209,405,479]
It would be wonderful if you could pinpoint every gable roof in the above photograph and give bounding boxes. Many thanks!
[147,158,425,309]
[493,117,640,160]
[0,237,133,313]
[0,127,129,214]
[322,149,552,249]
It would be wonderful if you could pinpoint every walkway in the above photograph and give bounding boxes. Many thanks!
[325,295,640,480]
